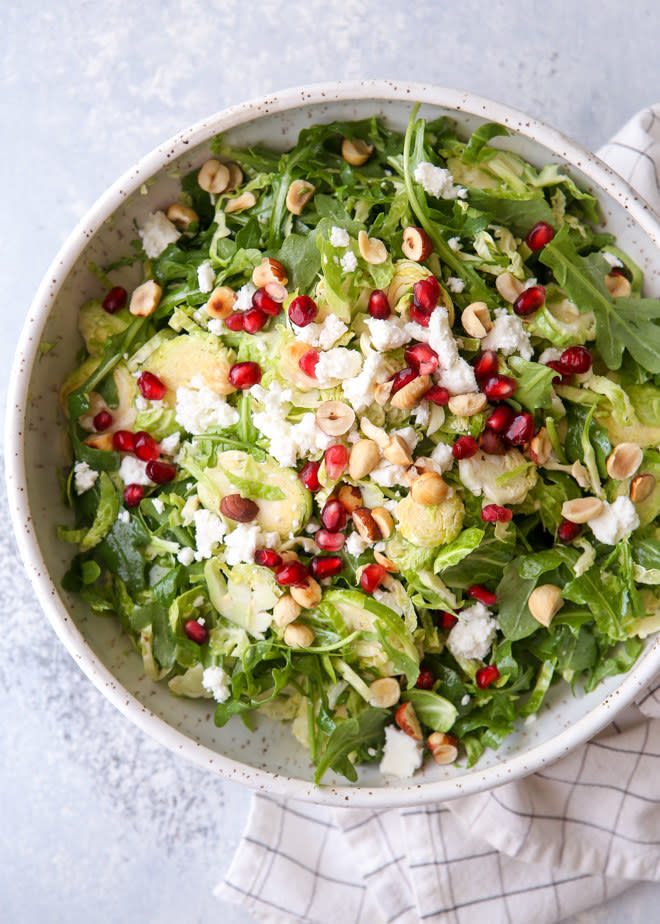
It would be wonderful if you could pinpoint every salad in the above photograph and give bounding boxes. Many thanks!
[59,106,660,784]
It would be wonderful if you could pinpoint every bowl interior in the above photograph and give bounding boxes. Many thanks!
[9,84,660,806]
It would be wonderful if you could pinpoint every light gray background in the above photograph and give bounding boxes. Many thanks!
[3,1,660,921]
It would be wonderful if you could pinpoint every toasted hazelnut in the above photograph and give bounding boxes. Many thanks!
[401,226,432,262]
[374,380,394,406]
[368,677,400,708]
[358,230,387,265]
[374,549,398,571]
[395,702,423,741]
[447,392,488,417]
[166,202,199,230]
[605,272,632,298]
[348,439,381,480]
[495,271,525,303]
[606,442,643,481]
[529,427,552,466]
[316,400,356,436]
[383,434,413,466]
[352,507,381,543]
[219,494,259,522]
[279,550,299,563]
[337,484,363,513]
[360,417,389,448]
[286,179,315,215]
[570,460,591,489]
[290,577,323,609]
[198,159,230,194]
[630,473,656,503]
[129,280,162,317]
[252,257,288,287]
[528,583,563,627]
[226,162,243,190]
[427,732,459,765]
[390,374,431,410]
[283,622,315,648]
[411,472,449,506]
[264,281,288,303]
[83,432,115,451]
[341,137,373,166]
[206,285,237,320]
[225,191,256,214]
[371,506,394,539]
[273,594,302,628]
[561,496,604,523]
[281,341,318,390]
[461,302,492,339]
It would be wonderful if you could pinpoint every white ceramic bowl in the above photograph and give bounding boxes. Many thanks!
[7,81,660,807]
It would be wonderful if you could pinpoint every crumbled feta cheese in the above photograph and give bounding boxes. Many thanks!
[138,211,180,258]
[305,519,320,535]
[340,251,358,273]
[413,401,430,428]
[538,347,562,365]
[447,602,497,661]
[460,694,471,706]
[224,523,261,566]
[409,308,477,395]
[393,426,419,452]
[458,449,536,506]
[252,408,333,468]
[160,432,181,455]
[588,496,640,545]
[430,442,454,473]
[342,352,392,413]
[135,395,149,411]
[315,347,363,385]
[414,161,467,200]
[73,460,98,494]
[330,226,350,248]
[151,498,164,514]
[175,382,240,435]
[202,666,231,703]
[197,261,215,293]
[117,509,130,524]
[177,546,195,566]
[481,308,533,360]
[446,276,465,293]
[369,459,408,488]
[234,283,257,311]
[193,508,227,560]
[118,456,153,486]
[365,316,414,351]
[346,531,371,557]
[294,313,348,350]
[448,236,461,252]
[379,726,423,779]
[602,251,624,268]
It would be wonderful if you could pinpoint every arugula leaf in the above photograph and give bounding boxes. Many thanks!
[402,689,457,732]
[80,473,119,552]
[275,232,322,291]
[461,123,509,165]
[562,567,632,641]
[96,517,150,594]
[496,557,539,641]
[313,709,388,784]
[506,356,556,412]
[433,527,485,572]
[442,529,517,589]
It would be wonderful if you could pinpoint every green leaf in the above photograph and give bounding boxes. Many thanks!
[441,530,517,589]
[506,356,557,412]
[218,461,285,501]
[433,528,485,572]
[314,708,388,784]
[462,123,509,165]
[96,517,150,594]
[402,689,457,732]
[276,232,322,291]
[562,567,631,641]
[80,473,119,551]
[496,557,539,640]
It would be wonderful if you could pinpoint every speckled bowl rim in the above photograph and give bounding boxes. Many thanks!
[7,80,660,807]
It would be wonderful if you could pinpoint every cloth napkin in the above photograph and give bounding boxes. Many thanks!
[216,105,660,924]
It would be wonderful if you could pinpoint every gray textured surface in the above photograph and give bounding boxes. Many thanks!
[3,1,660,921]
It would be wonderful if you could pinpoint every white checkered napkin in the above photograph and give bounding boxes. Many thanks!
[597,104,660,216]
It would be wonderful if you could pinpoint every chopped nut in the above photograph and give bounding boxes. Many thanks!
[226,162,243,190]
[360,417,389,448]
[283,622,315,648]
[447,392,488,417]
[129,280,162,317]
[290,576,323,609]
[605,272,632,298]
[630,473,656,504]
[561,496,604,523]
[219,494,259,522]
[225,191,256,214]
[264,281,288,303]
[252,257,288,287]
[529,427,552,466]
[374,549,398,571]
[401,226,432,262]
[198,159,230,194]
[285,179,315,214]
[427,732,459,765]
[374,380,394,406]
[316,400,356,436]
[495,271,525,303]
[166,202,199,230]
[358,230,387,265]
[390,374,431,410]
[411,471,449,506]
[395,702,423,741]
[606,442,643,481]
[279,550,299,563]
[341,137,373,166]
[352,507,381,542]
[383,434,413,466]
[83,432,115,452]
[348,439,381,480]
[273,594,302,628]
[337,483,363,513]
[461,302,492,339]
[570,460,591,489]
[368,677,400,708]
[528,583,563,627]
[371,506,394,539]
[206,285,237,320]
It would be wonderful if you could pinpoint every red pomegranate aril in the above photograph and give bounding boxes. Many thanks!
[390,367,419,394]
[415,667,435,690]
[545,360,571,385]
[360,563,387,594]
[468,584,498,606]
[183,619,209,646]
[299,460,321,492]
[480,428,509,455]
[558,519,582,542]
[558,345,593,375]
[146,459,177,484]
[288,295,318,327]
[321,499,348,532]
[481,504,513,523]
[513,285,546,317]
[134,430,160,462]
[252,288,281,316]
[437,610,458,630]
[486,405,515,432]
[473,350,499,383]
[368,289,391,319]
[310,555,344,579]
[526,221,555,252]
[243,306,269,334]
[315,529,346,552]
[505,412,535,445]
[123,484,144,508]
[102,286,128,314]
[413,275,440,312]
[426,385,450,406]
[483,374,517,400]
[476,665,500,689]
[324,444,349,480]
[113,429,135,453]
[224,311,245,331]
[93,410,113,431]
[137,371,167,401]
[275,560,310,586]
[405,342,439,375]
[299,349,319,378]
[254,548,282,569]
[228,361,262,389]
[409,302,434,327]
[452,435,479,460]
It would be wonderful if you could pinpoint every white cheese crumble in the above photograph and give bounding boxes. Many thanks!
[202,666,231,703]
[197,261,215,293]
[538,346,562,365]
[175,378,240,435]
[160,432,181,455]
[73,460,98,494]
[365,316,414,351]
[414,161,467,200]
[224,523,261,566]
[234,282,257,311]
[138,211,181,258]
[447,602,498,661]
[330,226,350,248]
[446,276,465,293]
[342,352,392,413]
[481,308,533,360]
[294,313,348,350]
[368,458,408,488]
[602,251,624,268]
[315,347,363,385]
[118,456,153,486]
[117,509,130,524]
[345,531,371,557]
[430,442,454,473]
[151,498,164,514]
[252,408,333,468]
[177,546,195,566]
[448,236,461,251]
[458,448,535,505]
[409,307,477,395]
[588,496,640,545]
[340,251,358,273]
[193,508,226,560]
[379,726,423,779]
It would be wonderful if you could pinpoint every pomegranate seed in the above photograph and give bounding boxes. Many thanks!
[405,342,439,375]
[479,428,508,455]
[228,361,262,389]
[368,290,391,319]
[473,350,499,383]
[137,371,166,401]
[102,286,127,314]
[413,275,440,312]
[123,484,144,507]
[324,444,348,480]
[93,410,112,431]
[426,385,450,405]
[288,295,318,327]
[481,504,513,523]
[409,302,434,327]
[224,312,245,331]
[145,460,177,484]
[483,374,517,400]
[321,499,348,532]
[415,667,435,690]
[513,285,546,317]
[437,610,458,629]
[505,412,535,445]
[299,349,319,378]
[309,555,344,579]
[476,665,500,689]
[134,430,160,462]
[486,405,515,433]
[558,345,593,375]
[275,560,310,586]
[526,221,555,252]
[452,435,479,460]
[467,584,497,606]
[242,306,269,334]
[299,460,321,492]
[252,288,281,316]
[113,430,135,453]
[315,529,346,551]
[254,548,282,569]
[558,519,581,542]
[545,360,571,385]
[183,619,209,645]
[390,367,419,394]
[360,563,387,594]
